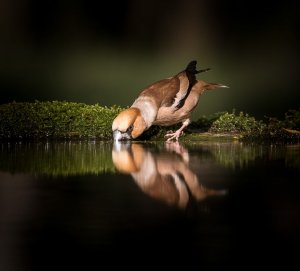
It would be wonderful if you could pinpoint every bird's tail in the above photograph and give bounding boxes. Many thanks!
[185,60,211,74]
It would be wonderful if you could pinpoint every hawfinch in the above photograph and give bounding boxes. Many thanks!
[112,142,227,209]
[112,60,228,141]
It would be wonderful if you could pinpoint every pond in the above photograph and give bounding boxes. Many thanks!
[0,141,299,270]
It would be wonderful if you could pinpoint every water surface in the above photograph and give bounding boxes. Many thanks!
[0,141,299,270]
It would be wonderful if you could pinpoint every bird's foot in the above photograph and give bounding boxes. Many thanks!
[164,130,183,141]
[165,141,189,163]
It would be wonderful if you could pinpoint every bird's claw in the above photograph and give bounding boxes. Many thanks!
[164,130,183,141]
[164,130,173,138]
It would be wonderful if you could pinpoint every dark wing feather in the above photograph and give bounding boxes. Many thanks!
[172,60,199,109]
[137,60,198,109]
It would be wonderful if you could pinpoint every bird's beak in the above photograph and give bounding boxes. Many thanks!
[113,129,132,141]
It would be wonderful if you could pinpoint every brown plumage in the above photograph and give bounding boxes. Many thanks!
[112,60,228,141]
[112,142,227,209]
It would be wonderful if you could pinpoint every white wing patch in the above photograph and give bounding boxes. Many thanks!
[172,75,189,108]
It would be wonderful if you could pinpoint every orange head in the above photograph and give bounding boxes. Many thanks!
[112,144,145,173]
[112,107,147,141]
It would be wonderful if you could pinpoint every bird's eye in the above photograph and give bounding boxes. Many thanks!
[127,125,134,133]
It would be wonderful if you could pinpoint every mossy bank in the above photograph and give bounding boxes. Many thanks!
[0,101,299,142]
[0,101,123,140]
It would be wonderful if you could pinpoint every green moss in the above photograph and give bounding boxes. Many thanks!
[189,109,300,142]
[0,101,299,142]
[0,101,123,140]
[209,110,265,134]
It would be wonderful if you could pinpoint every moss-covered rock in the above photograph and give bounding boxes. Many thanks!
[0,101,299,142]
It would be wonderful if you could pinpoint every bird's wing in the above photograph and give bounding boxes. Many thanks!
[169,72,194,109]
[161,60,199,109]
[131,61,199,127]
[138,71,193,110]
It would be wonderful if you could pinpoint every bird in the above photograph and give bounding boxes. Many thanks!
[112,60,228,141]
[112,142,227,209]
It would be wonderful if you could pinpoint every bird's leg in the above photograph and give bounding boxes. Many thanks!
[165,141,190,163]
[165,119,190,141]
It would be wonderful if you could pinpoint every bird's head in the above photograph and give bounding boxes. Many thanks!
[112,143,145,173]
[112,108,147,141]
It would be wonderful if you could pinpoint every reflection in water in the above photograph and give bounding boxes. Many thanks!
[0,141,299,270]
[0,141,299,176]
[112,142,227,209]
[0,141,115,176]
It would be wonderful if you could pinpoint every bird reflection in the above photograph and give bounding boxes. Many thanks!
[112,142,226,209]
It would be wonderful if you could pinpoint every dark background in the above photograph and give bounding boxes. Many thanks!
[1,0,299,118]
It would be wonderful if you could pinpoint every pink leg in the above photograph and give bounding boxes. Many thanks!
[164,119,190,141]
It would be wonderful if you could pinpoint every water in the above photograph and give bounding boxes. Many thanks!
[0,141,299,270]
